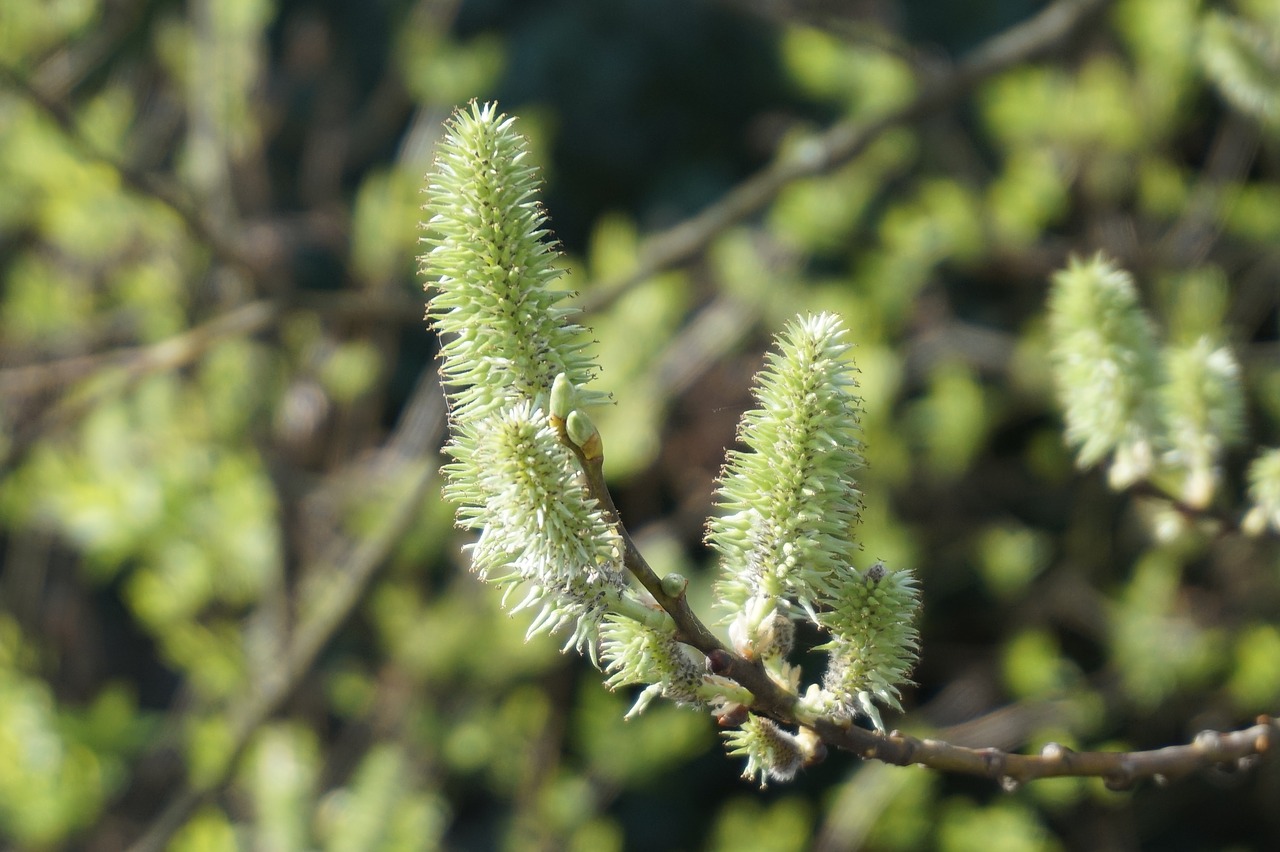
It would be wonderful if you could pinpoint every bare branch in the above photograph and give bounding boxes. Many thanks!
[0,300,280,403]
[580,0,1116,312]
[562,406,1278,790]
[815,715,1278,790]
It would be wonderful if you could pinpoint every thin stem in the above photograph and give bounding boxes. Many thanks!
[815,715,1278,790]
[555,401,1278,788]
[0,300,279,401]
[553,420,805,722]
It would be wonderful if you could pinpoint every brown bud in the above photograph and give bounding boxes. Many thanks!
[706,649,733,676]
[716,704,750,728]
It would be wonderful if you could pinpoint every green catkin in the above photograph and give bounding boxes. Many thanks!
[422,104,624,658]
[708,313,920,774]
[421,101,606,425]
[1047,253,1162,487]
[422,105,923,787]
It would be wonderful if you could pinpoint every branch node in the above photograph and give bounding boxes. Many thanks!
[716,704,750,728]
[889,732,919,765]
[808,739,830,766]
[1040,741,1072,761]
[1103,758,1137,791]
[1194,730,1223,753]
[980,748,1008,778]
[1253,721,1272,754]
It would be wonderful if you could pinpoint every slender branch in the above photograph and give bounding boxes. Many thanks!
[542,0,1275,775]
[579,0,1115,312]
[815,715,1278,790]
[0,300,280,402]
[1125,478,1256,537]
[559,407,1278,788]
[555,424,807,724]
[0,300,283,470]
[0,290,426,403]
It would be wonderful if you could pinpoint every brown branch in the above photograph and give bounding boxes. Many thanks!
[554,420,806,723]
[815,715,1277,790]
[1124,479,1241,535]
[0,300,282,469]
[579,0,1116,313]
[547,0,1277,795]
[0,300,280,402]
[562,417,1278,788]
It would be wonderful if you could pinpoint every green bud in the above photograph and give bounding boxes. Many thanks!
[444,403,627,658]
[550,372,575,423]
[600,615,707,718]
[814,562,920,726]
[660,572,689,598]
[422,103,621,663]
[709,313,866,615]
[421,101,607,425]
[708,314,918,728]
[566,410,602,459]
[722,714,805,788]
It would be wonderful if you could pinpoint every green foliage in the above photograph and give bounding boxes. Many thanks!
[1003,629,1080,701]
[976,522,1052,601]
[1228,622,1280,712]
[0,618,143,844]
[706,795,813,852]
[584,216,691,478]
[1112,550,1223,710]
[1,371,280,699]
[2,0,1279,848]
[938,797,1061,852]
[573,681,711,785]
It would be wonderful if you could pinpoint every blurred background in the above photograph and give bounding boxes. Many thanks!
[1,0,1279,849]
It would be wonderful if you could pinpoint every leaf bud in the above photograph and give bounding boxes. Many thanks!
[660,572,689,598]
[706,648,733,676]
[550,372,575,424]
[566,410,603,459]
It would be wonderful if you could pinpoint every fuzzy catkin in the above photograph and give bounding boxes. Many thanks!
[708,313,867,618]
[421,101,606,425]
[708,314,920,739]
[1047,253,1162,487]
[422,103,625,657]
